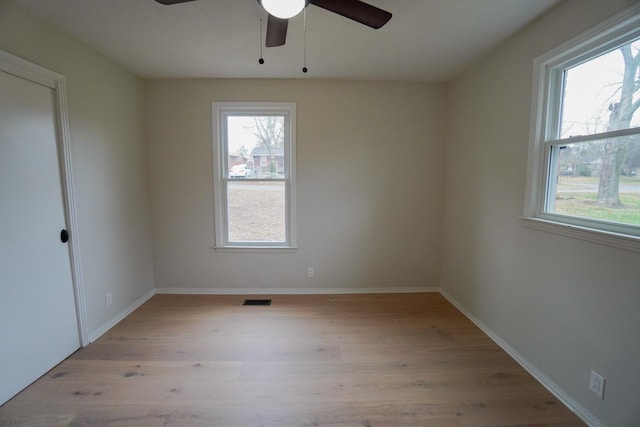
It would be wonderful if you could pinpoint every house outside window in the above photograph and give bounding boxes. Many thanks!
[524,4,640,250]
[212,102,297,250]
[252,145,284,178]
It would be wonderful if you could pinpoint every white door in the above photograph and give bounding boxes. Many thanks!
[0,69,80,405]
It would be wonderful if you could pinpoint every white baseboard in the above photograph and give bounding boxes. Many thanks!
[439,289,605,427]
[155,286,439,295]
[87,288,156,344]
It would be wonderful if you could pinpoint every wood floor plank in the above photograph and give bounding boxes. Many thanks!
[0,293,585,426]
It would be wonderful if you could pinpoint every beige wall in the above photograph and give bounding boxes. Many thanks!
[0,3,155,337]
[442,0,640,425]
[146,79,446,291]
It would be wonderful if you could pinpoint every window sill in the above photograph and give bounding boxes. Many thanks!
[212,245,298,253]
[520,217,640,253]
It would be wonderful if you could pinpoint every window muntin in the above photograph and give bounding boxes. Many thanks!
[527,7,640,241]
[212,103,296,249]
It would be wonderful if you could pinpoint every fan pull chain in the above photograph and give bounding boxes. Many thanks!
[258,6,265,64]
[302,7,308,73]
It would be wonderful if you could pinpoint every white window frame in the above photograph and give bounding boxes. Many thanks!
[212,102,297,251]
[523,3,640,253]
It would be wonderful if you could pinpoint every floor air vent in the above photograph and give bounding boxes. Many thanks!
[242,299,272,306]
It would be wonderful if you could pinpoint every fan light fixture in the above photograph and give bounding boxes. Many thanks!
[261,0,305,19]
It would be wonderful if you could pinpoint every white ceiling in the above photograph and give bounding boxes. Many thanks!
[14,0,560,82]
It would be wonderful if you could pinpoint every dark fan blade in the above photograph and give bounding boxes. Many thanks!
[265,14,288,47]
[155,0,197,5]
[310,0,391,29]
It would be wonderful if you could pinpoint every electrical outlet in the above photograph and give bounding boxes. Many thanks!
[307,267,314,278]
[106,292,113,307]
[589,370,606,399]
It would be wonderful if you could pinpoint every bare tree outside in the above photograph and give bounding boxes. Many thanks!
[597,43,640,207]
[245,116,284,177]
[226,115,287,243]
[552,37,640,225]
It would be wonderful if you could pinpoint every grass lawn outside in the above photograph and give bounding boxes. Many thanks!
[553,176,640,226]
[227,181,286,242]
[554,192,640,226]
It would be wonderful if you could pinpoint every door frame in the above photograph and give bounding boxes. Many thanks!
[0,50,88,346]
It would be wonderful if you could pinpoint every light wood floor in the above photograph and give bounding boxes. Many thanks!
[0,293,584,426]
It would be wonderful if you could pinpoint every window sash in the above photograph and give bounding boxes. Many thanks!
[212,102,297,249]
[540,127,640,237]
[524,3,640,249]
[221,179,290,246]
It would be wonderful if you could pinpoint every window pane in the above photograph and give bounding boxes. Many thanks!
[549,135,640,226]
[560,38,640,138]
[227,181,286,242]
[213,102,296,249]
[227,115,285,179]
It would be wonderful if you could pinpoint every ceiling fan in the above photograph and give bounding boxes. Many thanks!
[155,0,392,47]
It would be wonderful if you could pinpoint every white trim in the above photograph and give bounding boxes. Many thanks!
[534,2,640,69]
[521,216,640,253]
[212,245,298,253]
[523,2,640,250]
[155,286,438,295]
[212,102,297,250]
[439,289,605,427]
[548,127,640,146]
[55,77,90,346]
[0,50,58,88]
[0,50,89,346]
[88,289,156,343]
